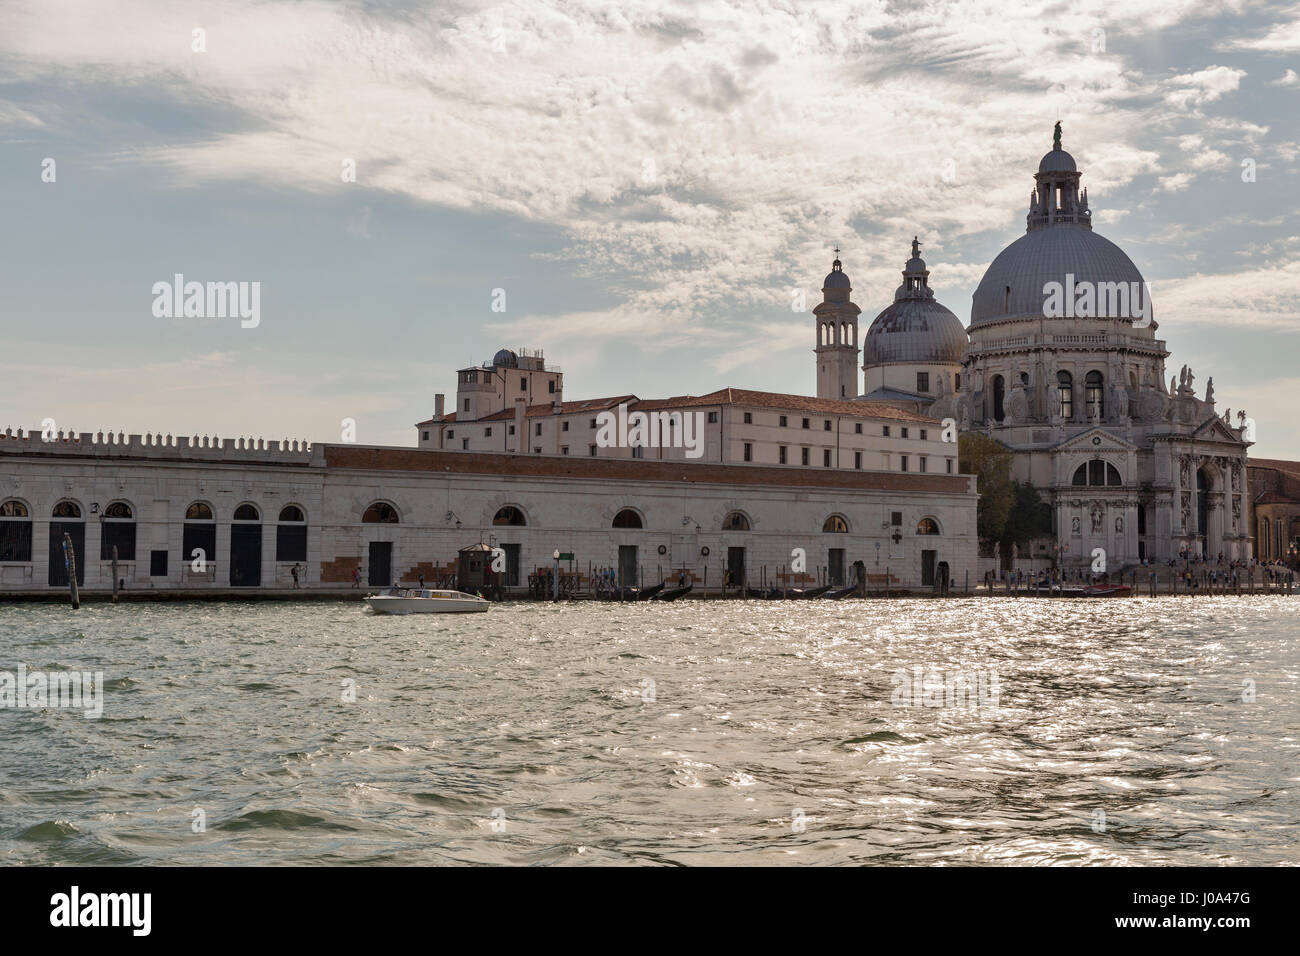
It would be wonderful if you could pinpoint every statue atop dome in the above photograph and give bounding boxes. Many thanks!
[1053,120,1062,150]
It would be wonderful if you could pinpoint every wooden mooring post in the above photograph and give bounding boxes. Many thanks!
[62,533,80,610]
[112,545,120,604]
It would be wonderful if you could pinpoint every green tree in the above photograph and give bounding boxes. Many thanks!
[958,433,1014,549]
[1000,480,1053,557]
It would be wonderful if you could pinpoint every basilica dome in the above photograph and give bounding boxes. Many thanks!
[970,227,1145,328]
[970,128,1148,329]
[863,239,968,365]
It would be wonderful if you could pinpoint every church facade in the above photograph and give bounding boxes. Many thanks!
[855,126,1253,569]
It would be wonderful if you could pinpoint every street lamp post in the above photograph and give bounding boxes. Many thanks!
[552,549,560,601]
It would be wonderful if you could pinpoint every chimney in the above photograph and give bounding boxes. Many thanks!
[514,398,526,454]
[434,393,445,419]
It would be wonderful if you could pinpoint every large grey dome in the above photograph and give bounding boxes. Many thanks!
[970,225,1145,328]
[864,298,968,364]
[863,238,967,365]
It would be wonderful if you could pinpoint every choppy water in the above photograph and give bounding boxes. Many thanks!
[1,597,1297,866]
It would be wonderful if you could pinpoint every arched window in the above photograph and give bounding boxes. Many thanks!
[822,515,849,533]
[0,499,32,562]
[1072,460,1122,487]
[184,502,216,568]
[1057,370,1073,420]
[233,503,260,521]
[362,502,399,523]
[916,517,941,535]
[100,500,136,560]
[52,500,82,518]
[992,375,1006,422]
[1085,370,1104,419]
[722,511,750,531]
[276,505,307,562]
[493,506,526,526]
[612,508,643,529]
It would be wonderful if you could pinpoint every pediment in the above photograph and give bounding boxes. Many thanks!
[1053,427,1139,454]
[1192,415,1245,445]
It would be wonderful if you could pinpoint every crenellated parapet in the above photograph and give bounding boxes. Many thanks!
[0,428,315,464]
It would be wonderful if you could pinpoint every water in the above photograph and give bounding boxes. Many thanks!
[1,598,1296,866]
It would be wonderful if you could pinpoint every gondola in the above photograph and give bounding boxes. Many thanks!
[822,585,859,600]
[651,584,692,602]
[792,584,833,599]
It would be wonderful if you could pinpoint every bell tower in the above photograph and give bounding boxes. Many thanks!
[813,251,861,399]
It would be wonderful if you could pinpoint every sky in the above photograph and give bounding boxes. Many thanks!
[1,0,1298,456]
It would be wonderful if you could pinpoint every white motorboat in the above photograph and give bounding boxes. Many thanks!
[364,587,490,614]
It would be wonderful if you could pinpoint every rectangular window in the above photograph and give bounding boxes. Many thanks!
[276,525,307,562]
[779,446,788,464]
[901,427,909,439]
[855,423,863,434]
[561,446,569,455]
[447,430,454,439]
[632,446,643,459]
[946,458,954,474]
[708,411,719,423]
[520,378,527,391]
[508,425,515,435]
[883,425,891,437]
[0,522,32,561]
[562,421,569,432]
[463,398,469,411]
[917,372,929,393]
[801,418,810,429]
[589,445,597,456]
[823,420,831,431]
[534,447,542,454]
[801,448,810,466]
[920,457,927,473]
[590,418,598,428]
[901,456,909,472]
[743,412,753,424]
[920,429,928,440]
[150,549,168,577]
[485,427,492,437]
[462,438,469,449]
[823,449,831,467]
[891,512,902,526]
[421,431,429,440]
[101,524,137,561]
[548,380,556,393]
[535,423,542,436]
[779,415,788,427]
[743,443,753,462]
[854,451,862,470]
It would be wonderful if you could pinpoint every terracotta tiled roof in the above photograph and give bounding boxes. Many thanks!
[1249,458,1300,479]
[1254,491,1296,505]
[418,388,938,428]
[325,445,976,494]
[416,395,637,427]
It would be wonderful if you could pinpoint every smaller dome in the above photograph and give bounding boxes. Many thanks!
[1039,146,1077,173]
[493,348,519,367]
[823,259,851,289]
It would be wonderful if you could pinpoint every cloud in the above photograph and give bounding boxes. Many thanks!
[1272,68,1300,86]
[1155,258,1300,330]
[1163,65,1247,109]
[1221,16,1300,53]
